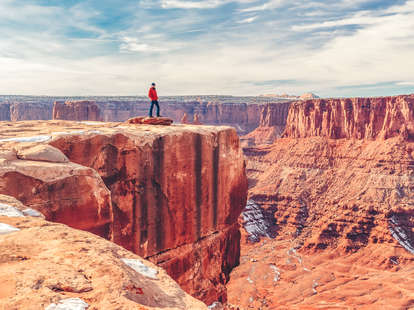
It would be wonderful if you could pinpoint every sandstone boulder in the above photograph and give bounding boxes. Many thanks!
[125,116,173,125]
[16,144,69,163]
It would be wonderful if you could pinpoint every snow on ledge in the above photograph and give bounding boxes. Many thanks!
[45,298,89,310]
[0,223,20,235]
[53,130,102,137]
[0,203,24,217]
[121,258,158,280]
[0,135,51,143]
[22,208,44,218]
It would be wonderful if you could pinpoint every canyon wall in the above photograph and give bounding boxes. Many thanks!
[10,102,53,121]
[228,94,414,309]
[0,103,10,120]
[242,101,291,145]
[99,101,264,134]
[1,99,289,135]
[0,121,247,305]
[283,95,414,140]
[53,100,102,121]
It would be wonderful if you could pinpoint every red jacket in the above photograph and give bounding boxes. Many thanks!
[148,87,158,101]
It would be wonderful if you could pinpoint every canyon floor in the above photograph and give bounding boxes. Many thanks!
[227,136,414,310]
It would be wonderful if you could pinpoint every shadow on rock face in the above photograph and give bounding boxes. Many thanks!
[242,199,279,243]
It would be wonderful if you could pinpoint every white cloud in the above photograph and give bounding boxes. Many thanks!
[161,0,226,9]
[0,0,414,97]
[237,15,258,23]
[157,0,258,9]
[239,0,287,12]
[120,37,169,52]
[397,82,414,86]
[292,11,379,31]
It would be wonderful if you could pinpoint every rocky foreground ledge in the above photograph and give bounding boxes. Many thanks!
[0,120,248,305]
[0,194,206,309]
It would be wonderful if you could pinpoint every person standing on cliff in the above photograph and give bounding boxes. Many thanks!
[148,82,160,117]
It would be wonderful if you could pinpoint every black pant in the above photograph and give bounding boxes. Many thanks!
[149,100,160,117]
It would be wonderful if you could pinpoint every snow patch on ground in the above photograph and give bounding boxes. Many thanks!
[389,215,414,254]
[0,203,24,217]
[53,130,102,137]
[208,301,223,309]
[45,298,89,310]
[269,264,280,283]
[312,280,318,294]
[0,135,51,143]
[22,208,44,218]
[79,121,102,125]
[121,258,158,280]
[242,199,278,242]
[0,223,20,235]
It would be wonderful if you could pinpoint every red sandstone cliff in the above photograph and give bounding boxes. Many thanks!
[0,121,247,305]
[1,99,284,136]
[10,102,53,121]
[228,94,414,309]
[242,101,291,145]
[283,95,414,140]
[0,195,207,309]
[53,100,102,121]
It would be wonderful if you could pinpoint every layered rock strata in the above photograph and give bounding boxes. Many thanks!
[0,120,247,304]
[0,195,207,309]
[283,95,414,140]
[10,102,53,121]
[242,101,291,145]
[53,100,102,121]
[228,95,414,309]
[0,99,292,135]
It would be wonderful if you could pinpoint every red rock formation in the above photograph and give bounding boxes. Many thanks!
[242,101,291,145]
[181,113,189,124]
[193,113,202,125]
[283,95,414,140]
[0,120,247,305]
[10,102,53,121]
[126,116,173,125]
[98,101,266,134]
[228,95,414,309]
[53,100,102,121]
[0,196,207,310]
[1,99,294,137]
[0,142,112,239]
[299,92,320,100]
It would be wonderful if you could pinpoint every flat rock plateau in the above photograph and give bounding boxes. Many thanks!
[0,120,248,307]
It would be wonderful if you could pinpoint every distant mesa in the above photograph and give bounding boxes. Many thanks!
[299,92,320,100]
[53,100,102,121]
[260,93,299,99]
[260,92,320,100]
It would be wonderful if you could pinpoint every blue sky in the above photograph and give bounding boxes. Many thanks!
[0,0,413,97]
